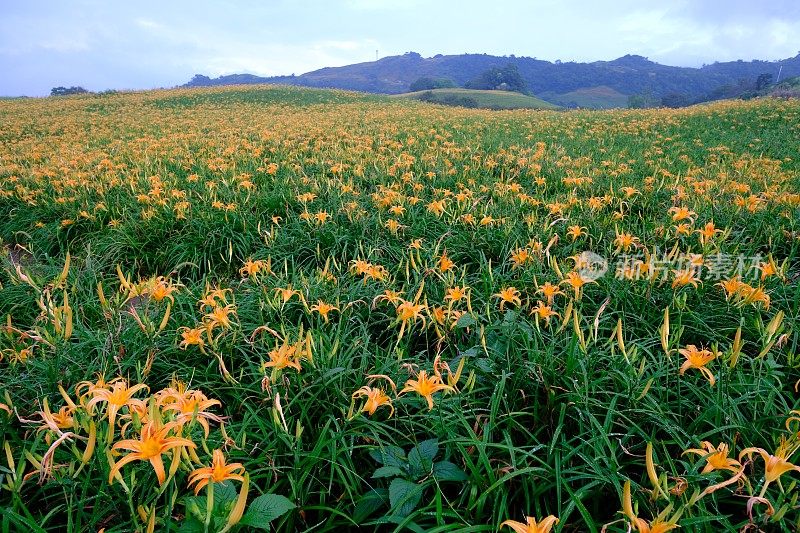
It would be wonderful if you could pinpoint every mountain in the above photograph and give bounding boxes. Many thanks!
[184,52,800,108]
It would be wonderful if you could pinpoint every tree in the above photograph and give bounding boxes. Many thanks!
[756,73,773,91]
[465,64,527,93]
[186,74,212,87]
[409,77,455,92]
[50,86,89,96]
[661,92,690,108]
[627,95,647,109]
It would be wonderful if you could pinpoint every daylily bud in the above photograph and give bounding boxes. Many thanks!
[81,421,96,465]
[222,472,249,532]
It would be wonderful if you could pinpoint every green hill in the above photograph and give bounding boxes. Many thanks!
[393,88,559,110]
[542,85,630,109]
[185,52,800,107]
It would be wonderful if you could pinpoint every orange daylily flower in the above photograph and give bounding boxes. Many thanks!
[682,442,741,474]
[494,287,522,310]
[671,268,700,288]
[399,370,454,410]
[530,301,559,324]
[500,515,559,533]
[536,282,563,304]
[310,300,338,323]
[178,326,205,349]
[204,304,237,332]
[438,252,455,273]
[566,225,587,241]
[187,449,246,494]
[86,379,149,438]
[108,419,195,485]
[352,386,394,417]
[739,437,800,497]
[161,390,223,437]
[239,258,268,278]
[678,345,717,386]
[445,286,468,303]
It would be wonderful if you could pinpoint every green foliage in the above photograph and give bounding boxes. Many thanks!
[627,91,659,109]
[418,90,479,108]
[661,92,692,108]
[465,64,527,93]
[409,77,456,92]
[398,88,559,110]
[0,86,799,531]
[181,482,295,531]
[362,439,467,521]
[50,86,89,96]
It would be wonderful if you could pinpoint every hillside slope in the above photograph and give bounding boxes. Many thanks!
[393,88,560,110]
[185,52,800,106]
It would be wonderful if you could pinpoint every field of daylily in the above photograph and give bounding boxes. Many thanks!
[0,85,799,532]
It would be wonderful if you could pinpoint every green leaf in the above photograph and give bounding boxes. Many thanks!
[213,480,238,506]
[184,496,205,522]
[369,445,406,467]
[372,465,405,479]
[475,358,494,373]
[182,481,238,524]
[412,439,439,462]
[432,460,468,482]
[352,488,388,523]
[408,439,438,479]
[239,494,296,529]
[388,478,423,517]
[455,313,476,328]
[460,346,480,357]
[175,517,205,533]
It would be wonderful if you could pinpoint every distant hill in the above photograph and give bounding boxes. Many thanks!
[393,88,560,110]
[184,52,800,107]
[539,86,629,109]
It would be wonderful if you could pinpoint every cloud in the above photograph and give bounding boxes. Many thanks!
[38,37,91,53]
[192,38,381,77]
[345,0,422,10]
[674,0,800,24]
[3,0,800,95]
[134,17,164,30]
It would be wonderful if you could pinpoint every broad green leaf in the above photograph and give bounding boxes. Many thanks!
[411,439,439,462]
[175,517,205,533]
[352,488,389,523]
[432,460,468,482]
[369,445,406,468]
[372,465,405,479]
[388,478,423,517]
[455,314,477,328]
[239,494,296,529]
[408,439,437,479]
[213,480,238,506]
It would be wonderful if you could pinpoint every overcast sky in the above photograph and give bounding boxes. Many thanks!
[2,0,799,96]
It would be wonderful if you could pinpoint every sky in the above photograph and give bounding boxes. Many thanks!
[1,0,799,96]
